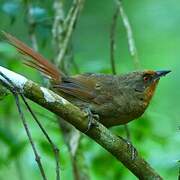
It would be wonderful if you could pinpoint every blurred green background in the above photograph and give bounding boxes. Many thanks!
[0,0,179,179]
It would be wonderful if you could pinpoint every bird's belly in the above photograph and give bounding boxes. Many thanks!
[58,92,147,127]
[90,101,147,127]
[98,112,143,127]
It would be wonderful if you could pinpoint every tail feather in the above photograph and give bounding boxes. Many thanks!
[2,31,62,82]
[24,61,55,79]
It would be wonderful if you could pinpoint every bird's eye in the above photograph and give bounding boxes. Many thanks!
[143,74,153,83]
[143,76,149,82]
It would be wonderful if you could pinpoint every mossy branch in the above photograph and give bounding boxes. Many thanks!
[0,66,162,180]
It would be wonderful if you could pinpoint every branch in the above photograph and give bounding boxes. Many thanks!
[0,66,162,180]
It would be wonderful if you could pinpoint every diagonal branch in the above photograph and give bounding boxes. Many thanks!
[0,66,162,180]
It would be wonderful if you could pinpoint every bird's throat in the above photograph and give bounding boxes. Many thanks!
[144,80,159,105]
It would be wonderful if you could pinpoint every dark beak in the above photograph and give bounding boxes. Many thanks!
[154,70,171,80]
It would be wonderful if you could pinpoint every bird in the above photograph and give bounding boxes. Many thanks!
[2,32,171,128]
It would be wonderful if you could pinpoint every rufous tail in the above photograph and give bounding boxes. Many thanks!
[2,31,63,82]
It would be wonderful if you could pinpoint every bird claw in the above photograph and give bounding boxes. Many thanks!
[127,141,137,160]
[84,107,98,133]
[92,114,99,120]
[118,136,137,160]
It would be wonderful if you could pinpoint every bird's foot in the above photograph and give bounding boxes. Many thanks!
[83,107,99,133]
[119,136,137,160]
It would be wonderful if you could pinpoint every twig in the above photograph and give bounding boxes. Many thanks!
[0,71,47,180]
[52,0,65,53]
[110,7,119,75]
[21,94,60,180]
[14,94,47,180]
[55,0,84,66]
[116,0,141,69]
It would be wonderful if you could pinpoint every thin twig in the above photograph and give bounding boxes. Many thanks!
[14,94,47,180]
[0,71,47,180]
[52,0,65,53]
[110,7,119,75]
[20,94,60,180]
[55,0,84,66]
[116,0,141,69]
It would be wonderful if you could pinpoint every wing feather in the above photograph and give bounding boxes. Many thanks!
[53,75,98,102]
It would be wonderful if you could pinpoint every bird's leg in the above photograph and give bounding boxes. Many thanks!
[118,136,137,160]
[83,107,99,133]
[124,125,137,160]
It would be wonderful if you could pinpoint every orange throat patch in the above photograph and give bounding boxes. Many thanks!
[144,79,159,105]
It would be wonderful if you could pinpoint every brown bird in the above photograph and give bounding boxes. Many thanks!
[3,32,171,127]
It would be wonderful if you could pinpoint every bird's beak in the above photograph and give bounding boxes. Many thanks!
[154,70,171,80]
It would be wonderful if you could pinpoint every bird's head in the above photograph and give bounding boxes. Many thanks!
[126,70,171,104]
[120,70,171,106]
